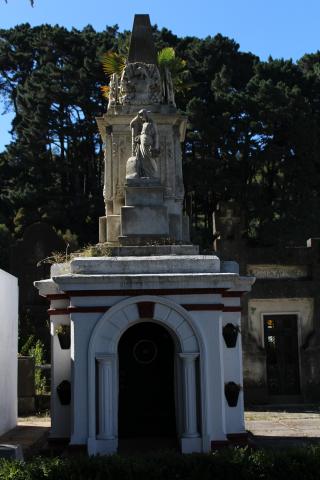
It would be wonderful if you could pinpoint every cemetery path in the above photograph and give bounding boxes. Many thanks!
[1,410,320,456]
[245,408,320,448]
[0,416,50,458]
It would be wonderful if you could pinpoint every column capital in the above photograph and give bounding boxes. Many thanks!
[96,354,115,364]
[179,352,199,362]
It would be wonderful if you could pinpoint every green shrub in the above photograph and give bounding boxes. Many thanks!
[1,448,320,480]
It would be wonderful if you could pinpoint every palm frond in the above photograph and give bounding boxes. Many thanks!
[157,47,176,68]
[101,51,126,77]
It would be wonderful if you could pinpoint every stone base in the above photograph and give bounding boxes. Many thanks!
[97,244,199,256]
[118,234,171,246]
[106,215,121,243]
[180,436,202,453]
[125,185,164,206]
[121,205,169,237]
[87,437,118,455]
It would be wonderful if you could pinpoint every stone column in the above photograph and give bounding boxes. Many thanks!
[179,353,200,439]
[97,355,116,440]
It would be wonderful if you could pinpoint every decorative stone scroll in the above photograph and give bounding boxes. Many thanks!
[119,62,162,105]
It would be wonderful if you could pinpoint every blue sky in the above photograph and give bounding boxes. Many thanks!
[1,0,320,150]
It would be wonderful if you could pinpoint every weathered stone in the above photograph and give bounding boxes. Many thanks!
[70,255,221,275]
[121,205,169,237]
[128,15,157,65]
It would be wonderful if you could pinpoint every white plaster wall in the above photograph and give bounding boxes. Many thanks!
[0,269,18,435]
[50,312,71,438]
[222,312,245,433]
[70,313,101,444]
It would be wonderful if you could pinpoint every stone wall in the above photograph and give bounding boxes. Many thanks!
[214,204,320,403]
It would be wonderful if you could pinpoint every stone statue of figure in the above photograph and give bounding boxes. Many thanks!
[126,109,160,179]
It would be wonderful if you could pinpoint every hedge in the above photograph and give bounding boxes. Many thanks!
[1,447,320,480]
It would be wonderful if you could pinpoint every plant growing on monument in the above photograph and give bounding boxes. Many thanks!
[100,47,188,99]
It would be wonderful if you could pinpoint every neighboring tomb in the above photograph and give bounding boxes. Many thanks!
[35,15,254,455]
[215,203,320,404]
[0,269,18,436]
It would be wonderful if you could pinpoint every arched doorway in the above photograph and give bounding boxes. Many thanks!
[118,322,176,439]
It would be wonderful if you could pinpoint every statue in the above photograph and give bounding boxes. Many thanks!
[126,109,160,180]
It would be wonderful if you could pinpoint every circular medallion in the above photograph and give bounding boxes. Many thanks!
[133,339,158,364]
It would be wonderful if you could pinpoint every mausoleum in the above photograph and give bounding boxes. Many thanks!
[35,15,254,455]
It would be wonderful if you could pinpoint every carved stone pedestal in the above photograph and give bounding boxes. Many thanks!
[120,183,170,243]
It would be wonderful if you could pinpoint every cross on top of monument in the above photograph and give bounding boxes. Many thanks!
[128,14,157,65]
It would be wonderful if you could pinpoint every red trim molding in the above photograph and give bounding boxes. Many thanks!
[137,302,155,318]
[48,306,110,316]
[183,304,224,311]
[222,291,245,298]
[223,306,242,312]
[46,293,69,300]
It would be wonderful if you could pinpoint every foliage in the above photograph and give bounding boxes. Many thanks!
[0,24,320,254]
[101,50,126,77]
[20,335,47,394]
[1,448,320,479]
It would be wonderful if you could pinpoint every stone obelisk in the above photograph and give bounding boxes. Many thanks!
[96,14,189,247]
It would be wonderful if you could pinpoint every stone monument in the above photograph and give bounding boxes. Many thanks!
[35,15,254,455]
[96,14,188,246]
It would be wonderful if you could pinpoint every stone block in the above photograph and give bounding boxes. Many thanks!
[182,215,190,242]
[180,437,202,453]
[70,255,221,275]
[169,213,182,240]
[99,216,107,243]
[121,205,169,236]
[106,215,121,243]
[125,186,164,206]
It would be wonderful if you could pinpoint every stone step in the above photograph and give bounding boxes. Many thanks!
[70,255,221,275]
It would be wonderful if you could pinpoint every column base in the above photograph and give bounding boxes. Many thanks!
[87,437,118,456]
[180,436,202,453]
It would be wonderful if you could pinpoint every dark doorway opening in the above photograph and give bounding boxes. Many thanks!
[264,314,300,395]
[118,322,176,439]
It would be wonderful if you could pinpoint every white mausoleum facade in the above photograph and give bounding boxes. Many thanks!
[36,257,253,454]
[35,14,254,454]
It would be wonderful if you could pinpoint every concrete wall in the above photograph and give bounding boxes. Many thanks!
[0,269,18,435]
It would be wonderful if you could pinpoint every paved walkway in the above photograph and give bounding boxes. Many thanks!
[245,408,320,448]
[1,409,320,457]
[0,416,50,458]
